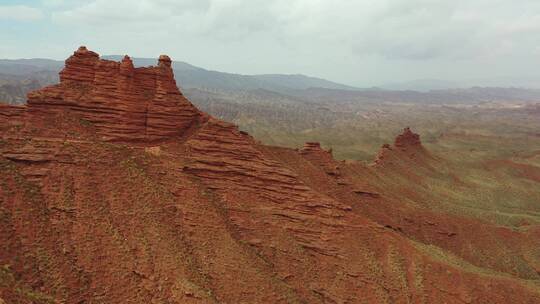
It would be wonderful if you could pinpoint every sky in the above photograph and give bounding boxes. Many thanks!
[1,0,540,88]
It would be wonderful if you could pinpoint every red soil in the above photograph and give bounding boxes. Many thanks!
[0,47,539,303]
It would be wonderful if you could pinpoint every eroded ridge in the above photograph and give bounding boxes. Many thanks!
[184,119,351,257]
[1,47,540,303]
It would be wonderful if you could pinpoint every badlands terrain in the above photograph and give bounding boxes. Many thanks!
[0,47,539,303]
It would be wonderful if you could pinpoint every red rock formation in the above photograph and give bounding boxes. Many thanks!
[374,128,427,166]
[299,142,341,177]
[1,47,540,303]
[394,127,422,149]
[0,104,26,128]
[373,143,393,165]
[299,142,327,154]
[26,46,204,142]
[394,127,422,148]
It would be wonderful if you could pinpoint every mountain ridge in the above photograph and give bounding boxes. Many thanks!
[4,56,540,108]
[1,55,359,92]
[1,46,539,303]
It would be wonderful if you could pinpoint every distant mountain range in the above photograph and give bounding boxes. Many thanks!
[102,55,360,92]
[0,58,63,75]
[382,77,540,92]
[0,56,357,90]
[2,56,540,106]
[0,56,360,103]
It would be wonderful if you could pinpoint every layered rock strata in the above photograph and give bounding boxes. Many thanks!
[25,46,203,142]
[1,47,540,303]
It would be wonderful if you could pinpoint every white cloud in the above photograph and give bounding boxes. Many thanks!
[36,0,540,85]
[0,5,44,21]
[50,0,540,59]
[52,0,210,26]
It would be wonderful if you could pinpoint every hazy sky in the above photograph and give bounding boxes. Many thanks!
[2,0,540,87]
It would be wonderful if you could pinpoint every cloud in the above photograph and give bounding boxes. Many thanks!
[13,0,540,85]
[0,5,44,21]
[52,0,210,26]
[52,0,540,60]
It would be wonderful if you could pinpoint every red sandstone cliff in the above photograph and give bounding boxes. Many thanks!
[1,47,539,303]
[24,46,204,142]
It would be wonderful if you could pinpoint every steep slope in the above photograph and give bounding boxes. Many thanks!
[264,129,540,281]
[1,47,539,303]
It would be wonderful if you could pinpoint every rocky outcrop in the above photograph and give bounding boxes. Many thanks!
[394,127,422,148]
[25,46,203,142]
[299,142,341,176]
[299,142,334,164]
[373,144,393,166]
[374,128,426,166]
[299,142,331,155]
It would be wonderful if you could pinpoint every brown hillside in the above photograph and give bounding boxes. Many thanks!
[1,47,539,303]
